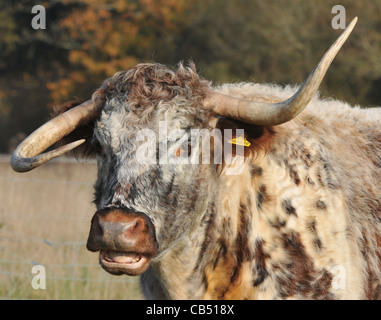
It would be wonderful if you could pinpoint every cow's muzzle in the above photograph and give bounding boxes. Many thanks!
[86,207,158,276]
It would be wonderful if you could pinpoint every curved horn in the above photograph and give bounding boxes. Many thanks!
[11,99,97,172]
[205,17,358,126]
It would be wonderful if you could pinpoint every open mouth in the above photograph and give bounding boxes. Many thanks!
[99,250,152,276]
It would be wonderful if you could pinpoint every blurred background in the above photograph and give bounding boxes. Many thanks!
[0,0,380,299]
[1,0,381,154]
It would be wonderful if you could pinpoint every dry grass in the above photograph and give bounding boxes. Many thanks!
[0,155,143,300]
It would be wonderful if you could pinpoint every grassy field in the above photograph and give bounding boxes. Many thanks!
[0,155,142,300]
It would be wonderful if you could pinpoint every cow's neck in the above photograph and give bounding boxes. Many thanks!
[144,155,269,299]
[200,154,272,299]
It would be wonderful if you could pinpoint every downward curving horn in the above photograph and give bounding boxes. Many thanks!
[205,17,358,126]
[11,99,97,172]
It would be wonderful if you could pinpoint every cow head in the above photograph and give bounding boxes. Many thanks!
[10,19,357,276]
[84,63,217,275]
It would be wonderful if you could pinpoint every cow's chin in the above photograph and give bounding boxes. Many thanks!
[99,250,151,276]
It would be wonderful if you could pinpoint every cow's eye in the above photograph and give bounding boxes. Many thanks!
[175,138,192,157]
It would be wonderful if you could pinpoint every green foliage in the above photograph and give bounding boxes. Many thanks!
[0,0,380,153]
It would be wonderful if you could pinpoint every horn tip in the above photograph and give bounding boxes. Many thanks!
[347,17,358,30]
[10,154,33,173]
[10,139,86,173]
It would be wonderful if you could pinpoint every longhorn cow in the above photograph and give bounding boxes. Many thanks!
[10,18,381,299]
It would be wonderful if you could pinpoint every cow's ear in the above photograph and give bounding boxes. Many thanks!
[214,118,276,169]
[51,99,98,159]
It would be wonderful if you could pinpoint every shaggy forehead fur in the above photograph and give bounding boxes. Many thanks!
[96,62,211,116]
[57,62,381,299]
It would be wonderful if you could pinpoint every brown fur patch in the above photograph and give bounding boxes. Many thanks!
[250,165,263,177]
[195,208,217,275]
[275,232,333,299]
[256,184,269,211]
[282,199,298,217]
[202,194,254,299]
[202,253,236,299]
[316,200,327,210]
[284,160,301,186]
[202,255,254,299]
[232,198,253,281]
[252,239,270,287]
[363,232,381,300]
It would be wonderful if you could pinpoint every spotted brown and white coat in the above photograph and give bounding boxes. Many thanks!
[48,63,381,300]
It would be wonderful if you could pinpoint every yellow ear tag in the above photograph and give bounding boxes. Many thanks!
[228,136,251,147]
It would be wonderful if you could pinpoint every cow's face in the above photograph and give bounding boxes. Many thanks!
[85,63,218,275]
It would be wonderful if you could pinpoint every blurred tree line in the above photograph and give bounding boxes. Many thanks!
[0,0,380,153]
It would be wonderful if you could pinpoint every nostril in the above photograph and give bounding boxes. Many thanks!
[124,217,144,236]
[92,216,104,237]
[87,215,104,251]
[131,220,140,231]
